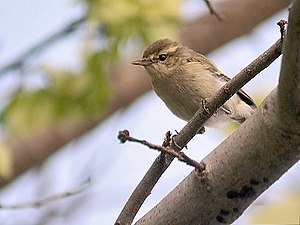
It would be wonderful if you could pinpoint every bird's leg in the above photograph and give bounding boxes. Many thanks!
[201,99,210,114]
[171,130,188,149]
[197,126,206,134]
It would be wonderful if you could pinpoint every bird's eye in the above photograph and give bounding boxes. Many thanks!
[158,54,167,61]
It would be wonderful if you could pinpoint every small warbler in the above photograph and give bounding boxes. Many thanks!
[132,38,256,132]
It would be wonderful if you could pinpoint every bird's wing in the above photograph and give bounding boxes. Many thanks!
[217,71,257,110]
[187,52,257,110]
[187,53,219,71]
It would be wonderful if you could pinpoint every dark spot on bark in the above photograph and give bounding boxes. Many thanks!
[227,190,239,199]
[216,215,225,223]
[227,185,255,199]
[233,208,238,213]
[219,209,229,216]
[240,185,255,198]
[250,179,259,186]
[263,177,269,183]
[281,133,292,140]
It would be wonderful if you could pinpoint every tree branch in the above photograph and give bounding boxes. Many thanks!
[0,15,87,75]
[117,130,205,171]
[137,93,292,225]
[0,178,90,209]
[203,0,222,21]
[115,38,282,225]
[135,1,300,224]
[278,1,300,130]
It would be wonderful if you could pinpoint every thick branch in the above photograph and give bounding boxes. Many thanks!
[115,39,282,225]
[137,87,300,225]
[278,1,300,129]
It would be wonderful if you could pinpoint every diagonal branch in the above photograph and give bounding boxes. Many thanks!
[115,38,282,225]
[0,15,87,75]
[0,178,91,209]
[203,0,222,21]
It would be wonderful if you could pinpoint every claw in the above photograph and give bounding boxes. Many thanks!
[198,127,206,134]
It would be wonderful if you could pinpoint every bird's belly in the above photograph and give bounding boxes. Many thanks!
[162,92,198,121]
[152,79,229,126]
[153,83,202,122]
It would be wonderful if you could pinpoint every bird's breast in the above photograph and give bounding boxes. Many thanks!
[150,71,222,121]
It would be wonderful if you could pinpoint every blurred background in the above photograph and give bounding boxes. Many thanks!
[0,0,298,224]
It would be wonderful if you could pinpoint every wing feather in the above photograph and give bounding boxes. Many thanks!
[186,52,256,110]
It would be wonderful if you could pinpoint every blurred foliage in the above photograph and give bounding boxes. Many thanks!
[2,53,108,135]
[251,190,300,224]
[0,143,13,179]
[1,0,180,136]
[88,0,180,44]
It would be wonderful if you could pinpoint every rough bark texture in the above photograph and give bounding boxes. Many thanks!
[0,0,290,188]
[136,89,300,225]
[135,1,300,224]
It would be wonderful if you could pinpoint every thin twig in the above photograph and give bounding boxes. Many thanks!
[162,131,172,148]
[115,39,283,225]
[118,130,205,171]
[277,19,288,42]
[0,15,87,76]
[0,178,91,209]
[203,0,222,21]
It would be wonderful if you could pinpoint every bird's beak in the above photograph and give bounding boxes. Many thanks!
[131,58,152,66]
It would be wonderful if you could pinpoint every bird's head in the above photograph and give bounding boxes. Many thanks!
[132,38,184,79]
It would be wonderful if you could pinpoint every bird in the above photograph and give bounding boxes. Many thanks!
[132,38,256,133]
